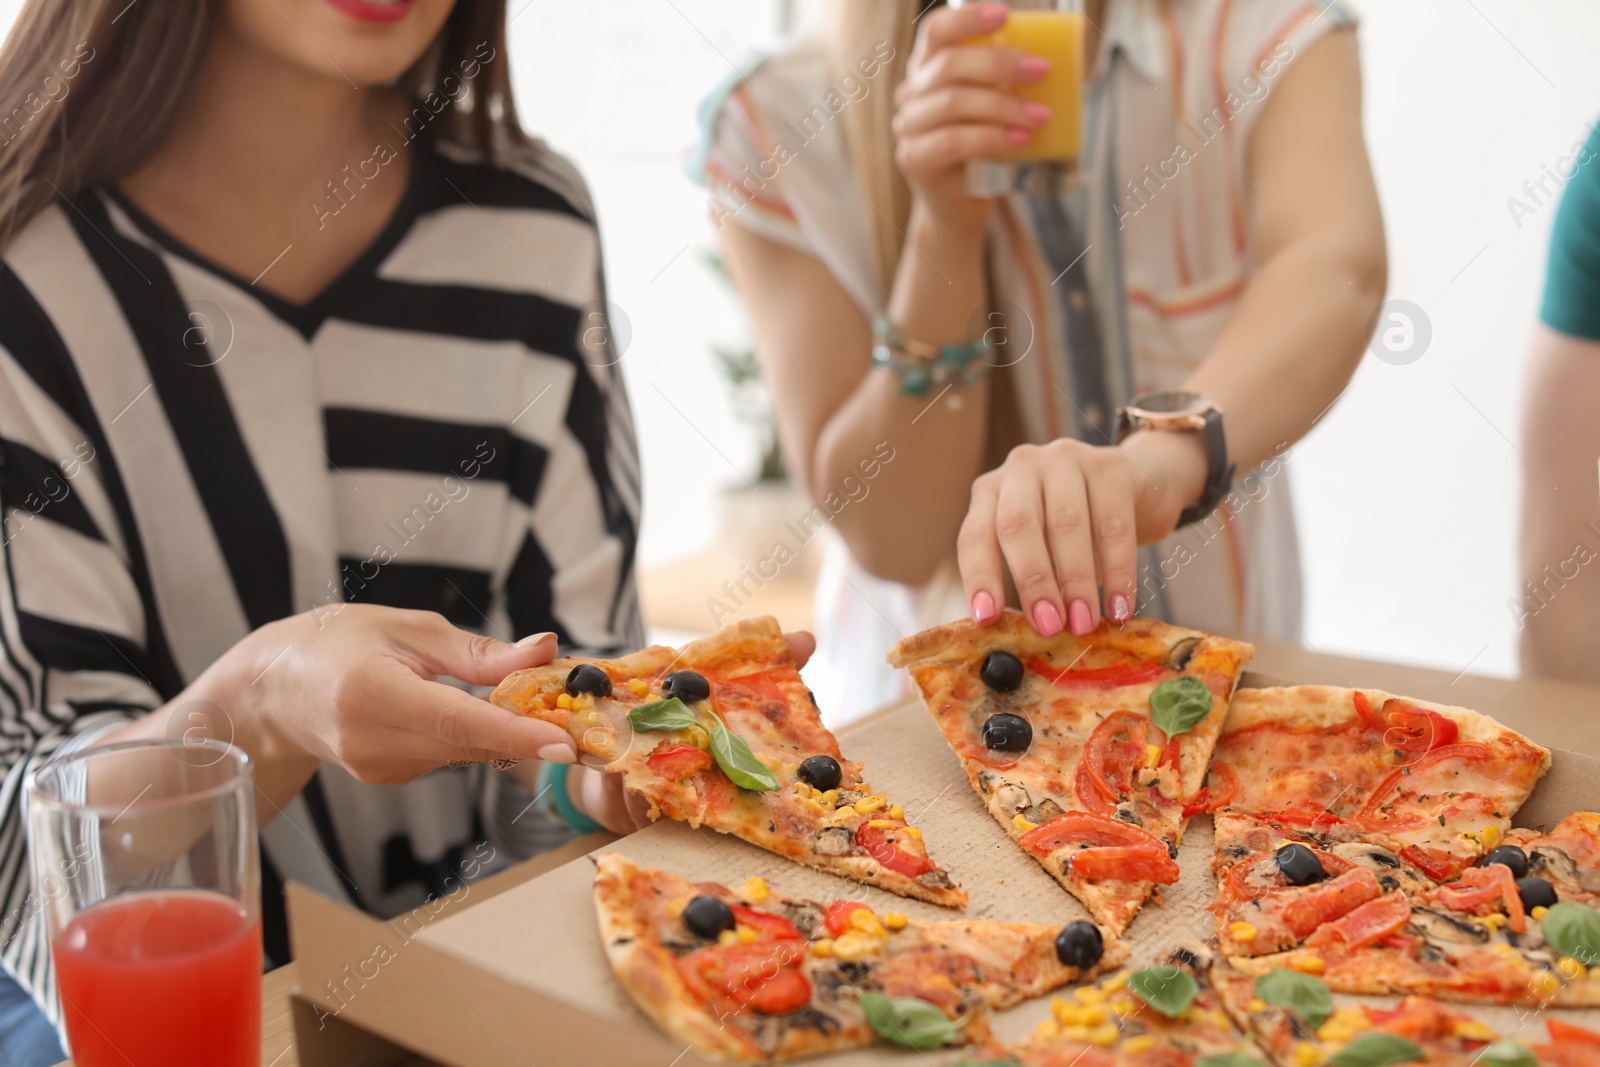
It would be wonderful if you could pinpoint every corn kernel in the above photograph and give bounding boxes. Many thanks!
[1559,956,1588,981]
[1533,905,1550,921]
[1059,1024,1094,1043]
[849,909,886,937]
[1483,913,1508,930]
[1033,1019,1060,1041]
[904,827,923,840]
[1291,1041,1323,1067]
[1317,1022,1354,1043]
[867,819,894,829]
[1111,996,1138,1016]
[668,898,688,918]
[1074,985,1107,1006]
[811,938,834,958]
[1531,970,1562,999]
[854,793,888,814]
[1229,921,1258,943]
[1452,1020,1496,1042]
[556,693,573,709]
[627,678,650,696]
[820,789,840,807]
[887,805,905,821]
[572,693,595,712]
[884,911,908,931]
[1290,955,1326,975]
[1246,998,1267,1013]
[1491,942,1518,954]
[743,877,768,903]
[1104,971,1129,993]
[718,929,740,946]
[685,724,711,751]
[1051,999,1078,1026]
[1121,1036,1155,1054]
[1013,813,1039,833]
[1481,824,1503,849]
[831,932,882,961]
[1088,1023,1119,1047]
[1143,743,1163,769]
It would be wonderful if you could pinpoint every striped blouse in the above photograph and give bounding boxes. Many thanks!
[0,133,643,1023]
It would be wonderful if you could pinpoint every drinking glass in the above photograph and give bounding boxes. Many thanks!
[952,0,1086,196]
[27,739,262,1067]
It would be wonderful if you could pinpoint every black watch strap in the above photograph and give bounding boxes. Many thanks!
[1175,409,1235,529]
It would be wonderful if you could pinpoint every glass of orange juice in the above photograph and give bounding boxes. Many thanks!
[954,0,1086,196]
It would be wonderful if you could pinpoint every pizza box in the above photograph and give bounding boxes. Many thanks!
[285,671,1600,1067]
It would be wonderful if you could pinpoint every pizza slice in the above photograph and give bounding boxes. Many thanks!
[492,616,964,906]
[593,853,1125,1062]
[988,946,1246,1066]
[1210,962,1514,1067]
[887,611,1254,933]
[1500,810,1600,908]
[1213,686,1551,882]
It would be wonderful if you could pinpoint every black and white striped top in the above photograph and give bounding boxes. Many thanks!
[0,133,643,1022]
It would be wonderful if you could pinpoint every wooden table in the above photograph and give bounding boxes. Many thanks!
[54,639,1600,1066]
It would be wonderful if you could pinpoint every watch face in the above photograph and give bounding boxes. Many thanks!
[1131,390,1208,417]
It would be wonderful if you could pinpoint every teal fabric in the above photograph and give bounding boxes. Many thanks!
[543,762,603,835]
[1541,121,1600,342]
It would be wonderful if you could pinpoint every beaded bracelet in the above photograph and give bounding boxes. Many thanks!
[871,317,994,398]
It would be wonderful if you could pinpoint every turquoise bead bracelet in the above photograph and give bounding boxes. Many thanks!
[542,761,604,835]
[871,317,994,398]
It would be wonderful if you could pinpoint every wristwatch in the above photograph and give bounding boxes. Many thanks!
[1114,391,1235,529]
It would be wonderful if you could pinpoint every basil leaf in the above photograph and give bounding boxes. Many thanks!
[1254,968,1334,1028]
[1127,965,1199,1018]
[1474,1043,1538,1067]
[627,698,699,733]
[1196,1054,1266,1067]
[1328,1033,1423,1066]
[1149,677,1213,738]
[1542,901,1600,965]
[706,715,779,791]
[858,991,961,1050]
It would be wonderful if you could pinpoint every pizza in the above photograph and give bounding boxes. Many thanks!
[887,611,1254,933]
[989,946,1247,1066]
[1501,810,1600,907]
[592,853,1126,1062]
[492,617,965,906]
[1210,962,1516,1067]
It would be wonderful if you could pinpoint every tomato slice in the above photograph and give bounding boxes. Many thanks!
[1356,743,1493,826]
[1218,847,1356,905]
[1354,692,1460,756]
[1026,657,1166,690]
[1183,761,1241,817]
[1266,798,1350,833]
[1548,1020,1600,1048]
[731,904,803,942]
[1306,891,1412,950]
[823,900,871,937]
[1081,711,1150,805]
[647,742,714,781]
[1019,811,1179,884]
[1399,844,1467,883]
[856,822,933,878]
[1075,759,1116,816]
[1434,863,1526,933]
[678,940,811,1014]
[1282,867,1384,939]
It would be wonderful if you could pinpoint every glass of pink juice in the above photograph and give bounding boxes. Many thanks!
[27,739,260,1067]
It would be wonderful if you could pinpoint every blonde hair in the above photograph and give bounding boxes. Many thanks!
[823,0,919,296]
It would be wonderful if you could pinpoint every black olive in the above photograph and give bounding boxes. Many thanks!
[565,663,612,698]
[1482,845,1530,880]
[798,754,843,792]
[980,651,1024,692]
[1054,921,1104,968]
[662,670,710,703]
[982,713,1032,753]
[683,895,736,939]
[1518,876,1558,911]
[1275,843,1326,887]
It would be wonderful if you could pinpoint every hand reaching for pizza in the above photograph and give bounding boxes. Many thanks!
[957,430,1208,636]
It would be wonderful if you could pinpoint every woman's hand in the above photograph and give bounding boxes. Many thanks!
[198,604,576,787]
[893,2,1052,234]
[957,431,1208,636]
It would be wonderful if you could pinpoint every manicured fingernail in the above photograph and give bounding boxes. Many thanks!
[971,591,998,625]
[1068,599,1094,636]
[538,744,575,764]
[1007,127,1032,144]
[1022,102,1051,125]
[1109,593,1131,623]
[980,3,1009,24]
[516,632,555,648]
[1031,601,1064,637]
[1020,55,1051,78]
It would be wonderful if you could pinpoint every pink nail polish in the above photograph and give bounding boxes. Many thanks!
[971,591,998,625]
[1108,593,1131,623]
[1020,55,1051,78]
[1068,599,1094,636]
[980,3,1009,24]
[1023,102,1051,125]
[1007,127,1032,144]
[1031,601,1064,637]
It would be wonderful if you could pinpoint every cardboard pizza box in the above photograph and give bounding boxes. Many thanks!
[286,659,1600,1067]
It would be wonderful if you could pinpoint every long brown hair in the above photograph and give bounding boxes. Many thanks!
[0,0,520,250]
